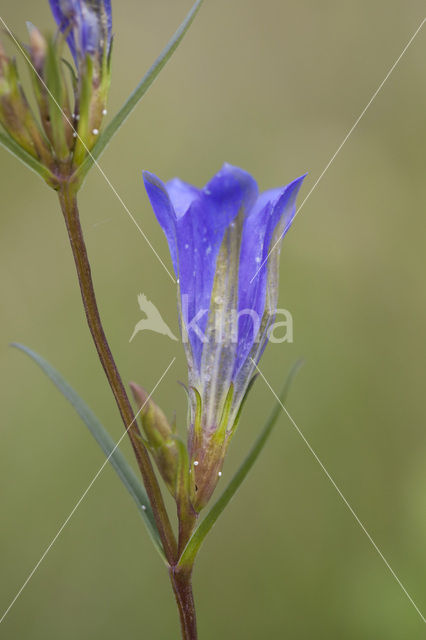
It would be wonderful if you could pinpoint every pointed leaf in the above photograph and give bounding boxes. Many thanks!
[76,0,204,184]
[0,130,53,182]
[175,436,191,504]
[12,343,165,561]
[178,360,304,568]
[45,39,69,160]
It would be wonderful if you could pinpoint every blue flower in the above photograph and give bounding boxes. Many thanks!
[49,0,112,64]
[143,164,305,509]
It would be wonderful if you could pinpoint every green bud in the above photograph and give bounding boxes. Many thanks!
[189,430,228,512]
[130,382,180,496]
[27,23,47,73]
[0,12,113,183]
[72,45,111,168]
[0,42,51,164]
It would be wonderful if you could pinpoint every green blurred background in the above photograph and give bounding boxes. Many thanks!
[1,1,425,638]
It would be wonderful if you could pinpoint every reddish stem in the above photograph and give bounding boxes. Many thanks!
[170,565,197,639]
[58,183,177,564]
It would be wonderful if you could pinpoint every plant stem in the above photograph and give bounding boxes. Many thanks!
[58,182,199,638]
[169,565,197,639]
[58,182,177,564]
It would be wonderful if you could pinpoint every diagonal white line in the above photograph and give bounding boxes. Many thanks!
[0,357,176,626]
[0,15,176,284]
[251,359,426,624]
[250,17,426,284]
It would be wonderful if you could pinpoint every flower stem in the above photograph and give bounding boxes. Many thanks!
[169,565,197,639]
[58,182,177,564]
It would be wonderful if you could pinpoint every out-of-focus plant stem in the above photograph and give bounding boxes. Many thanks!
[57,182,177,564]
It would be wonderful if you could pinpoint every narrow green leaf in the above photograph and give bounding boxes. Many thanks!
[0,130,52,182]
[229,374,257,436]
[61,58,78,90]
[178,360,304,568]
[76,0,204,184]
[12,343,166,562]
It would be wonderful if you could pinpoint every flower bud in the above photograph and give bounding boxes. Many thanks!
[49,1,113,165]
[27,23,47,73]
[0,42,51,164]
[0,2,114,182]
[49,1,112,67]
[130,382,180,496]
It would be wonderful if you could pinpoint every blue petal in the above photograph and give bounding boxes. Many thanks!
[143,165,258,372]
[202,163,258,216]
[49,0,112,61]
[49,0,79,60]
[233,174,306,376]
[166,178,200,219]
[80,5,101,54]
[81,0,113,53]
[143,171,179,275]
[103,0,112,39]
[177,164,258,370]
[49,0,67,29]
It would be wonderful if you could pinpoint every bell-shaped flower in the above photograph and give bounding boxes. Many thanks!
[143,164,305,510]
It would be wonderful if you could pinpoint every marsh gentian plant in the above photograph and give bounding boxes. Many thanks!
[1,2,305,639]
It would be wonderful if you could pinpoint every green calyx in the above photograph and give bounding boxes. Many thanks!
[188,378,259,513]
[0,42,50,163]
[130,382,180,496]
